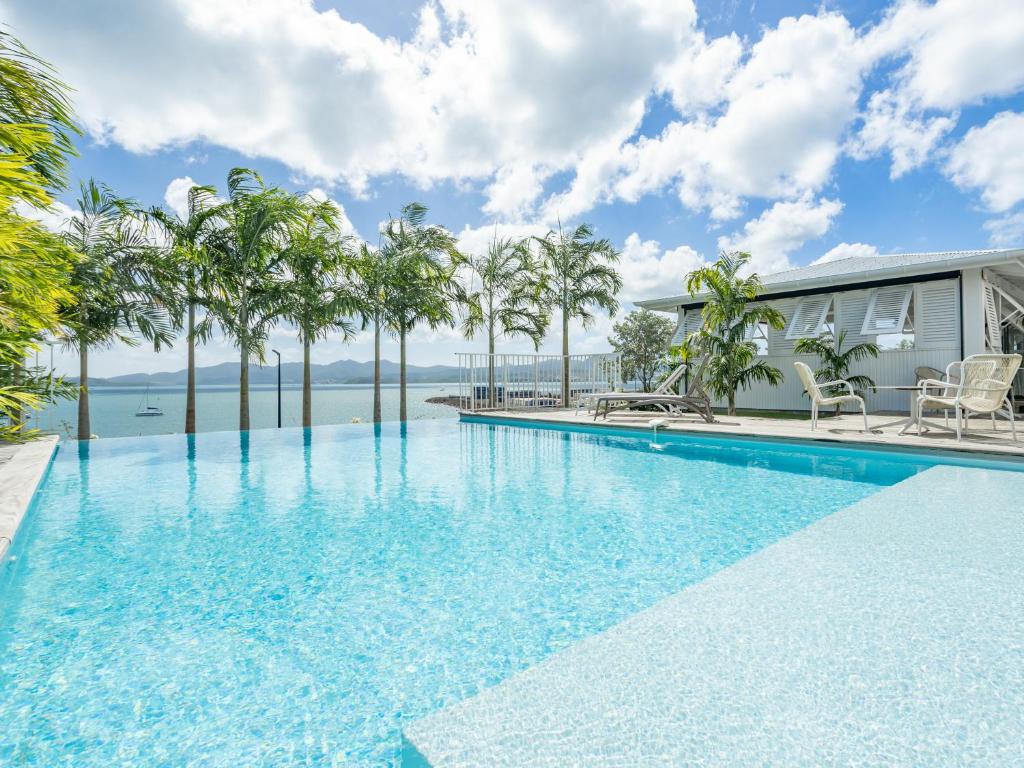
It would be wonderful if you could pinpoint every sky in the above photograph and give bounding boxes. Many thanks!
[5,0,1024,377]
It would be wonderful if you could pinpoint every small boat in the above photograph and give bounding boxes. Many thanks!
[135,387,164,417]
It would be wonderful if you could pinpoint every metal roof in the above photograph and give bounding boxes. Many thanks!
[637,248,1024,310]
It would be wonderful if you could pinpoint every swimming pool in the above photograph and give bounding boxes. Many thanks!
[0,420,944,765]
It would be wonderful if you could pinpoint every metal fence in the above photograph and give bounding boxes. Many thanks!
[456,353,621,411]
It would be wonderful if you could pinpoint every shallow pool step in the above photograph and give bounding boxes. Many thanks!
[402,464,1024,766]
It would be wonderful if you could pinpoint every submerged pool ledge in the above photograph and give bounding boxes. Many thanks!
[0,436,58,562]
[403,464,1024,766]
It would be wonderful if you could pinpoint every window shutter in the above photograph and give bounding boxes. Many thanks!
[983,282,1002,352]
[670,312,687,346]
[671,309,705,346]
[861,286,913,334]
[786,295,832,339]
[917,280,959,349]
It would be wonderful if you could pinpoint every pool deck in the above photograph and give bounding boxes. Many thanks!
[403,464,1024,766]
[461,407,1024,459]
[0,436,58,561]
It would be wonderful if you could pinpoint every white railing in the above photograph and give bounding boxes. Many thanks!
[457,353,621,411]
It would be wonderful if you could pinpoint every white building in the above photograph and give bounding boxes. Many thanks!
[637,249,1024,413]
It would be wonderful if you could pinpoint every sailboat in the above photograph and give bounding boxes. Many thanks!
[135,386,164,417]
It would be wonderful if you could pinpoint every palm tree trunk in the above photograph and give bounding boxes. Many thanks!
[487,321,495,408]
[239,340,250,431]
[399,325,408,423]
[728,392,736,417]
[561,308,569,406]
[373,318,382,424]
[303,338,312,429]
[185,301,196,434]
[77,341,90,440]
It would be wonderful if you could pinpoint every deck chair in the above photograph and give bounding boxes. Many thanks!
[593,357,715,423]
[917,353,1021,441]
[793,361,869,431]
[577,362,688,414]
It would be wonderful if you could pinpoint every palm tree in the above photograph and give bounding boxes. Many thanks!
[62,180,175,439]
[461,235,547,407]
[202,169,301,431]
[280,195,357,428]
[794,330,880,415]
[532,222,621,405]
[145,183,220,434]
[380,203,462,422]
[685,251,785,416]
[349,243,394,424]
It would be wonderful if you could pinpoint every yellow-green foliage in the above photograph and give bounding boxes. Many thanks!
[0,32,80,441]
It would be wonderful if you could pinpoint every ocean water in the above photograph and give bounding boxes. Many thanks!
[0,420,932,766]
[32,383,456,438]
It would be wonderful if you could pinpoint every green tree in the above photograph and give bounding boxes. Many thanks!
[461,235,547,407]
[280,195,357,428]
[794,330,880,415]
[0,30,80,440]
[349,243,394,424]
[62,180,175,440]
[202,169,301,431]
[608,309,675,392]
[685,251,785,416]
[145,183,220,434]
[380,203,462,422]
[533,222,621,405]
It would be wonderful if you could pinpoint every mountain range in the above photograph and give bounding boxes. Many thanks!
[78,359,461,387]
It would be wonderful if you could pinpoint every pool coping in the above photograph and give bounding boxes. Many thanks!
[0,436,58,562]
[459,411,1024,469]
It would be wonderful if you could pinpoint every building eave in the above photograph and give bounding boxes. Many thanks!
[636,248,1024,312]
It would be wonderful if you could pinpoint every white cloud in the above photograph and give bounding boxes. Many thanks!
[849,89,955,178]
[163,176,197,220]
[560,12,868,222]
[947,111,1024,212]
[658,32,742,114]
[13,199,78,233]
[984,212,1024,249]
[866,0,1024,111]
[812,242,880,265]
[4,0,698,215]
[717,196,844,274]
[618,233,704,304]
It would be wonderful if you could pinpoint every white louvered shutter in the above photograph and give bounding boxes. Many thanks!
[670,311,686,346]
[983,282,1002,352]
[861,286,913,334]
[917,280,959,349]
[786,295,832,339]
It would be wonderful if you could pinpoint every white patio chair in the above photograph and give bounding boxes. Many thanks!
[916,353,1021,441]
[793,361,869,431]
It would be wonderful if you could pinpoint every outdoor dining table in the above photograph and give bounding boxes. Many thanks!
[870,384,947,435]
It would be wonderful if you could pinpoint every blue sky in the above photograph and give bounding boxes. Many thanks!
[5,0,1024,375]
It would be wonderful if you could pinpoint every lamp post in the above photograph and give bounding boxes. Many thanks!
[272,349,281,428]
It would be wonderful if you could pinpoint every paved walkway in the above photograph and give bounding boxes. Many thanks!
[404,465,1024,766]
[0,436,58,561]
[466,408,1024,458]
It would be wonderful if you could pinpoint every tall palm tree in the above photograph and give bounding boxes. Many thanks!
[145,183,220,434]
[280,195,357,428]
[380,203,462,422]
[794,330,880,415]
[461,235,547,407]
[62,180,175,439]
[349,243,394,424]
[533,222,621,405]
[685,251,785,416]
[202,169,301,431]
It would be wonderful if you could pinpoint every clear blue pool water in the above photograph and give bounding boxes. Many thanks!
[0,420,939,766]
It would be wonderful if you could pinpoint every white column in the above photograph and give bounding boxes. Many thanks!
[961,268,987,356]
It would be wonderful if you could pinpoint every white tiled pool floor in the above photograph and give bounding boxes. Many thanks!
[403,465,1024,766]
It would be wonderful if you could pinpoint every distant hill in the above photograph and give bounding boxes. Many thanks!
[76,358,462,387]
